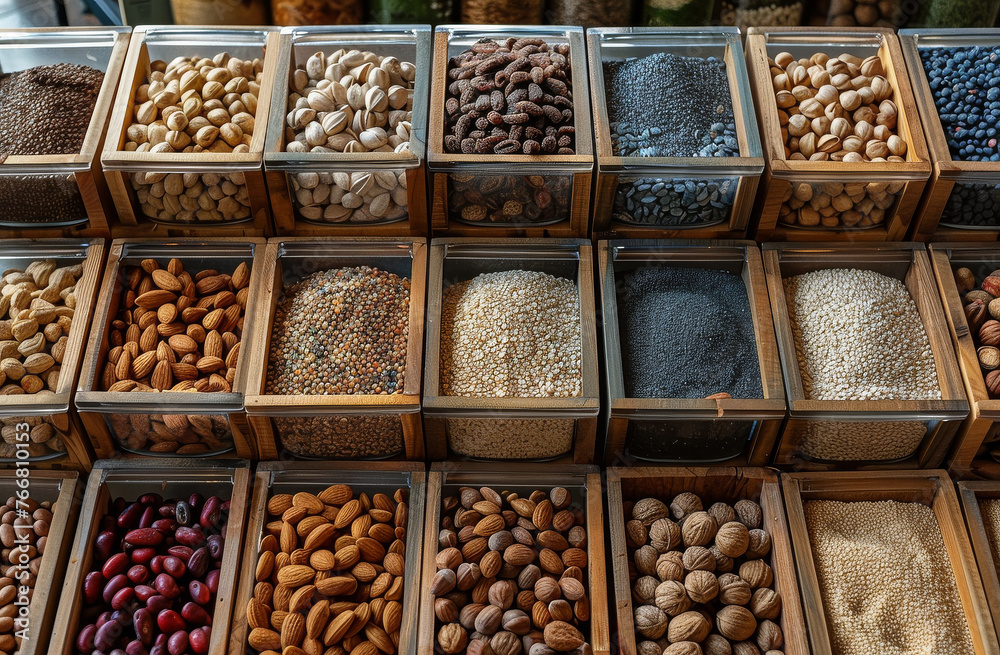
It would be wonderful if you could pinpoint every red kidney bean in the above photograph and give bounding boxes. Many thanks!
[112,497,127,514]
[133,608,155,646]
[167,546,193,560]
[112,649,127,655]
[174,501,191,527]
[95,530,116,561]
[139,493,162,506]
[118,502,143,529]
[84,571,105,605]
[154,633,168,648]
[163,556,186,579]
[156,609,184,634]
[135,585,156,602]
[95,619,122,652]
[206,535,224,560]
[96,611,113,628]
[139,505,156,529]
[150,556,164,575]
[112,587,135,611]
[158,504,176,518]
[167,630,189,655]
[77,623,97,652]
[103,574,129,604]
[103,552,130,579]
[111,608,133,625]
[101,514,117,533]
[127,639,149,655]
[199,497,220,529]
[152,519,177,532]
[145,595,172,615]
[181,602,212,626]
[125,528,163,547]
[188,493,202,510]
[154,573,180,599]
[186,548,209,578]
[221,500,230,511]
[128,565,150,585]
[188,626,210,655]
[150,645,165,655]
[188,580,211,606]
[205,569,219,594]
[131,547,156,565]
[174,526,205,547]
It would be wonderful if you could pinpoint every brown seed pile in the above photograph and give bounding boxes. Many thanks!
[272,415,404,460]
[627,493,784,655]
[432,485,591,655]
[0,494,53,653]
[246,484,408,655]
[449,173,572,225]
[804,500,974,655]
[979,498,1000,572]
[444,37,576,156]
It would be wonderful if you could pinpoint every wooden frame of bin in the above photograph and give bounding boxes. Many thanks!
[745,27,931,241]
[47,459,251,655]
[0,27,131,239]
[243,237,427,460]
[899,29,1000,242]
[0,239,106,473]
[422,238,600,464]
[607,467,808,655]
[426,26,593,238]
[229,461,426,655]
[958,480,1000,643]
[587,28,764,240]
[101,26,279,238]
[599,240,786,466]
[418,462,609,655]
[783,470,1000,655]
[264,26,430,238]
[0,469,81,655]
[763,242,969,469]
[928,244,1000,473]
[75,238,268,460]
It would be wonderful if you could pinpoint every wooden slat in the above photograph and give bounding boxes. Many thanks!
[958,481,1000,641]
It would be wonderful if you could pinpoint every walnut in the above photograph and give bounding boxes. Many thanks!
[734,500,762,529]
[683,546,716,572]
[708,502,736,526]
[732,642,761,655]
[684,570,719,604]
[667,610,711,643]
[682,512,718,547]
[438,623,468,654]
[750,588,782,620]
[649,518,681,553]
[670,492,703,520]
[755,619,783,652]
[718,573,752,606]
[633,576,659,606]
[635,545,660,576]
[467,637,494,655]
[637,641,663,655]
[626,519,648,548]
[704,634,733,655]
[656,551,685,582]
[664,642,703,655]
[739,560,773,589]
[634,498,671,526]
[709,545,734,573]
[634,604,668,639]
[654,579,691,616]
[745,529,771,560]
[715,521,750,558]
[491,629,521,655]
[716,605,757,642]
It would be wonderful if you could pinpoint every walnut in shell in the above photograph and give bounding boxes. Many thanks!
[684,570,719,604]
[656,551,685,582]
[715,521,750,558]
[681,511,718,547]
[667,610,712,643]
[634,498,671,526]
[634,604,668,639]
[649,518,681,553]
[734,500,762,529]
[670,492,704,520]
[654,579,691,616]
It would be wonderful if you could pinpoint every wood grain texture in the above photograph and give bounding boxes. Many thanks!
[959,481,1000,644]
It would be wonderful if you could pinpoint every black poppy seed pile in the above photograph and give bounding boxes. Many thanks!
[265,266,410,396]
[617,266,762,399]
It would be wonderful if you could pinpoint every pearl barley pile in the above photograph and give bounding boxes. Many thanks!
[805,500,974,655]
[784,268,940,401]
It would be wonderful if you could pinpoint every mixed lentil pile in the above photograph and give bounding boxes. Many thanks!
[805,500,974,655]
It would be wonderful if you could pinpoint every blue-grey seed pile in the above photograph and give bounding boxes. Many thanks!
[617,266,762,399]
[614,176,736,227]
[920,45,1000,162]
[603,53,738,158]
[940,181,1000,227]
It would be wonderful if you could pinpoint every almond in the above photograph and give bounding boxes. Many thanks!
[151,269,183,292]
[289,584,316,613]
[335,499,361,529]
[510,498,536,518]
[383,600,403,634]
[334,545,361,570]
[356,537,385,563]
[280,612,306,648]
[276,564,315,587]
[316,575,358,597]
[537,530,569,551]
[280,522,298,553]
[533,500,553,531]
[135,289,177,310]
[170,362,198,381]
[196,274,229,295]
[200,306,223,331]
[474,514,505,537]
[306,600,329,639]
[232,261,251,289]
[544,621,583,651]
[561,548,587,569]
[255,551,275,581]
[248,628,281,651]
[181,306,208,323]
[140,324,159,352]
[319,484,353,506]
[168,334,198,355]
[225,341,241,369]
[293,492,325,514]
[132,350,158,378]
[246,597,268,629]
[303,523,337,550]
[204,330,223,359]
[195,355,225,373]
[322,611,354,645]
[151,360,172,390]
[364,624,394,654]
[268,494,294,515]
[310,549,336,571]
[157,322,186,337]
[539,548,564,575]
[383,552,405,577]
[115,349,132,381]
[504,544,535,567]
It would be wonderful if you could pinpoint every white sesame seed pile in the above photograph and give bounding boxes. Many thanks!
[805,500,974,655]
[798,420,927,462]
[784,268,941,401]
[440,270,582,398]
[447,418,574,460]
[979,498,1000,572]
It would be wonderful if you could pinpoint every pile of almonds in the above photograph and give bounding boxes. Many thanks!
[432,485,591,655]
[627,493,784,655]
[0,494,53,654]
[101,257,250,454]
[246,484,408,655]
[956,266,1000,398]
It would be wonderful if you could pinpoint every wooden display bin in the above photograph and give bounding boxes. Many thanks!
[243,237,426,460]
[418,462,609,655]
[230,462,425,655]
[763,242,969,469]
[958,480,1000,642]
[75,238,267,460]
[0,27,130,239]
[101,26,279,238]
[587,28,764,240]
[599,240,786,466]
[423,238,600,464]
[264,26,430,237]
[783,470,1000,655]
[0,239,105,473]
[48,459,251,655]
[427,26,593,238]
[745,27,931,241]
[929,244,1000,474]
[606,467,807,655]
[0,470,80,655]
[900,29,1000,242]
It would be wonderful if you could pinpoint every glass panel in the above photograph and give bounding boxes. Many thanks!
[0,173,88,227]
[289,170,409,226]
[626,419,755,462]
[275,414,404,459]
[0,414,69,461]
[614,176,737,228]
[130,171,253,225]
[790,419,929,462]
[107,412,234,456]
[779,180,903,230]
[939,181,1000,228]
[446,417,574,460]
[448,173,571,226]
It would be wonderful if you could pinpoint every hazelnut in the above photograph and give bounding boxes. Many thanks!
[750,587,782,620]
[667,610,712,644]
[682,546,716,572]
[654,579,691,616]
[684,570,719,604]
[756,619,783,652]
[681,512,718,548]
[436,598,459,623]
[670,493,703,520]
[986,370,1000,398]
[734,500,762,529]
[634,604,668,639]
[458,562,482,591]
[649,518,681,553]
[715,521,750,558]
[716,604,757,642]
